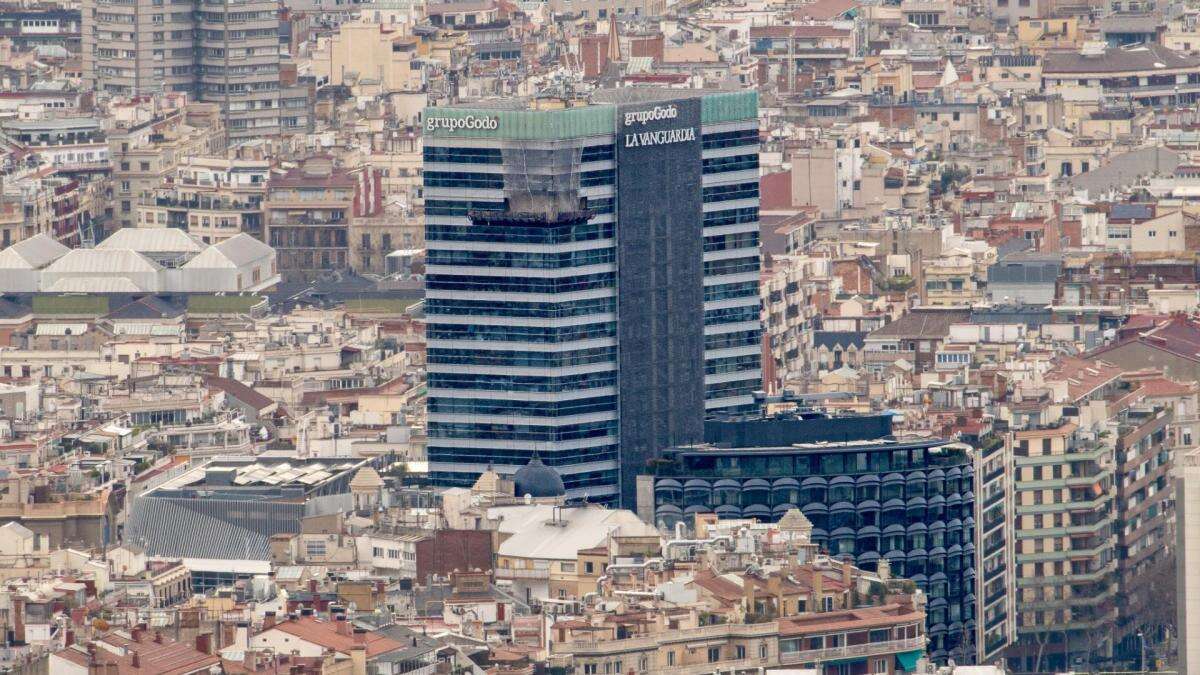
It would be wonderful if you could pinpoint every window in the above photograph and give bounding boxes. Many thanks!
[667,652,675,667]
[735,646,745,660]
[874,658,888,674]
[304,539,327,558]
[707,647,720,663]
[759,643,768,659]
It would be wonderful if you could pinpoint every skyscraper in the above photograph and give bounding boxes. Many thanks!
[422,89,762,505]
[82,0,308,139]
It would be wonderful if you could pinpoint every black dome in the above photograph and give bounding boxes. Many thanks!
[513,456,565,498]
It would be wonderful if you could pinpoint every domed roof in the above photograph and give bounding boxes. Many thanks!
[513,456,565,498]
[349,467,384,492]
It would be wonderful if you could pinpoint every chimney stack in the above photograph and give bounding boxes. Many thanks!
[263,611,276,630]
[130,651,140,669]
[335,614,350,636]
[195,633,211,655]
[812,570,824,611]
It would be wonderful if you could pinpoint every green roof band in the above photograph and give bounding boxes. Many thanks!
[425,90,757,140]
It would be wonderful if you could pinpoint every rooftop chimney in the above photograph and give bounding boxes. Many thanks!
[130,651,140,669]
[812,570,824,611]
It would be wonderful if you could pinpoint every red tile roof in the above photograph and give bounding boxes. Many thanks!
[266,617,403,658]
[54,633,220,675]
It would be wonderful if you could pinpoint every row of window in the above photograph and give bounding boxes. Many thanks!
[429,370,616,393]
[428,345,616,368]
[702,182,759,204]
[704,304,760,325]
[428,446,617,470]
[704,231,759,252]
[429,468,617,492]
[426,271,615,294]
[706,353,761,375]
[427,246,615,269]
[705,380,759,399]
[702,153,759,174]
[705,281,759,303]
[426,221,613,244]
[701,128,759,150]
[704,207,759,228]
[428,321,617,344]
[428,419,616,441]
[426,296,615,319]
[704,329,761,351]
[424,199,505,217]
[429,394,617,417]
[677,447,970,477]
[424,170,504,189]
[704,256,760,277]
[423,146,503,165]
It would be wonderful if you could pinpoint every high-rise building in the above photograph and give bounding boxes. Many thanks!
[82,0,309,139]
[422,90,762,505]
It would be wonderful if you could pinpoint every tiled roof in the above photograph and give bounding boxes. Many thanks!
[868,308,971,340]
[267,617,404,658]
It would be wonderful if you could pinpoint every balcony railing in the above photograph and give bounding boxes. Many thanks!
[779,635,926,665]
[558,622,781,656]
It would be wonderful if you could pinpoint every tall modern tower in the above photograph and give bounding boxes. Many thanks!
[422,89,762,505]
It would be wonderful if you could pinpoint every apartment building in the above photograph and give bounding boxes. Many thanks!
[1111,403,1176,657]
[138,156,269,243]
[264,158,384,281]
[109,103,227,230]
[82,0,309,140]
[1007,421,1118,671]
[311,19,423,94]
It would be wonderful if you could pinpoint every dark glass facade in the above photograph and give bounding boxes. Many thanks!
[423,92,761,505]
[644,418,977,662]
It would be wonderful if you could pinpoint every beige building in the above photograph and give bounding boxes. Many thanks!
[922,254,980,306]
[545,0,665,18]
[137,156,270,244]
[109,103,227,230]
[313,20,424,94]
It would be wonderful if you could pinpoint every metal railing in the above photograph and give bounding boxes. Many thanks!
[779,635,926,665]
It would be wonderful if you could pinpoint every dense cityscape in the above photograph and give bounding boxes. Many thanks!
[0,0,1197,672]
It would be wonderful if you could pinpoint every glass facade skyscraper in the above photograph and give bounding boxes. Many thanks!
[423,90,762,504]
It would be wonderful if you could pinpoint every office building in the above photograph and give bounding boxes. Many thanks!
[636,410,977,662]
[82,0,309,139]
[422,89,762,505]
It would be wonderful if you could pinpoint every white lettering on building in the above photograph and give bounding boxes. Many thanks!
[425,114,500,132]
[623,105,679,126]
[623,126,697,148]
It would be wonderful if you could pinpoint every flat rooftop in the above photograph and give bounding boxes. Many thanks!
[154,456,372,493]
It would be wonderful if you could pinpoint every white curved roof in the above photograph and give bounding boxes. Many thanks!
[97,227,203,253]
[0,234,69,270]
